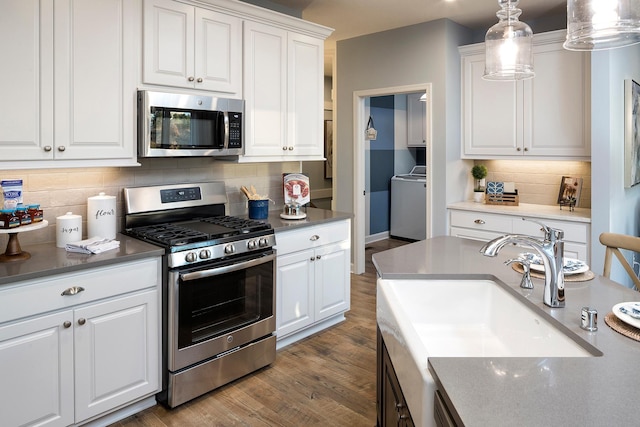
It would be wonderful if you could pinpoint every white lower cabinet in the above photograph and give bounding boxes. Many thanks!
[275,220,351,347]
[0,257,161,427]
[449,208,591,263]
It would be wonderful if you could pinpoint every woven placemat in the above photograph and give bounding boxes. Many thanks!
[604,312,640,342]
[511,263,595,282]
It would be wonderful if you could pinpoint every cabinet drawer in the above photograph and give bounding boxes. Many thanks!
[450,210,512,234]
[514,218,589,244]
[0,257,161,324]
[276,220,350,255]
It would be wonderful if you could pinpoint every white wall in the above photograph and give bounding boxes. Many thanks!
[335,19,474,238]
[591,46,640,287]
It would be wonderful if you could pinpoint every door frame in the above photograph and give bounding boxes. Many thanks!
[352,83,433,274]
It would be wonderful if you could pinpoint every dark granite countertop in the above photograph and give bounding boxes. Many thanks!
[0,234,164,286]
[264,207,352,232]
[372,236,640,427]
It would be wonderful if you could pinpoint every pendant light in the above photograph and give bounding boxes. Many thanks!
[564,0,640,50]
[483,0,535,81]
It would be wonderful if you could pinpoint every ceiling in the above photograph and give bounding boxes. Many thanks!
[262,0,568,75]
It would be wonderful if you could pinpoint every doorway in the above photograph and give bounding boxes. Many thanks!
[352,84,433,274]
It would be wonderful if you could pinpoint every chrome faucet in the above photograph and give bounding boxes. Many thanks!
[480,219,565,308]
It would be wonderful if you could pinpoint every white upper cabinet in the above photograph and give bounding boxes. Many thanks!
[143,0,242,95]
[0,0,139,167]
[407,92,427,147]
[460,30,590,160]
[242,20,326,161]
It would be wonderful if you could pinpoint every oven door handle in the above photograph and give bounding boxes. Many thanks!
[179,252,275,282]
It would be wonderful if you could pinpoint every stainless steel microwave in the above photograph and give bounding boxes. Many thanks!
[137,90,244,158]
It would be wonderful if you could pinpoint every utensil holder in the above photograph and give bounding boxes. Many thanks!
[248,200,269,219]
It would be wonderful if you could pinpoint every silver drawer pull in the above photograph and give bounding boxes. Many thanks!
[61,286,85,296]
[474,219,486,225]
[310,235,320,241]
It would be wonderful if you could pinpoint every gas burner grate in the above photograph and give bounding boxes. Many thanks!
[200,216,272,233]
[129,224,210,246]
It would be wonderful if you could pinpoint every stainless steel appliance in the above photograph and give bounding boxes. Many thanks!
[390,165,427,241]
[123,182,276,408]
[138,90,244,158]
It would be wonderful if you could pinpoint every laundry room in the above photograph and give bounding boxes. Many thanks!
[365,93,427,243]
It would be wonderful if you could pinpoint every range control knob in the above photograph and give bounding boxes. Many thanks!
[247,240,257,250]
[259,237,269,247]
[199,249,211,260]
[224,244,235,255]
[185,252,197,263]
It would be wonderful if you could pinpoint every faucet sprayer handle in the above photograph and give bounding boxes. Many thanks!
[520,218,564,241]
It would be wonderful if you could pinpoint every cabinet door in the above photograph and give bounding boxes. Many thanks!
[287,31,324,156]
[0,311,74,427]
[243,21,288,157]
[54,0,137,160]
[194,8,242,94]
[276,249,315,338]
[143,0,195,88]
[314,242,351,321]
[407,93,426,147]
[461,50,522,157]
[527,44,590,157]
[0,0,54,160]
[74,290,159,422]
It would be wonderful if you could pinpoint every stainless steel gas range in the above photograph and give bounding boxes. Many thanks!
[123,182,276,408]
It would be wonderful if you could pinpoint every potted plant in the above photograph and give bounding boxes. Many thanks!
[471,164,488,203]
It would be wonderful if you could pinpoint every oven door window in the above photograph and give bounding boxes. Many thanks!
[150,107,224,149]
[177,254,274,349]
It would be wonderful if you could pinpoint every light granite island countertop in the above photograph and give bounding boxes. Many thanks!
[372,236,640,427]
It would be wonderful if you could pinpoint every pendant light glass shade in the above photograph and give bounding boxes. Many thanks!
[564,0,640,50]
[483,0,535,81]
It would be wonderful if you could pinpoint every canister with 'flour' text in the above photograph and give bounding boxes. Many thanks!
[87,192,116,240]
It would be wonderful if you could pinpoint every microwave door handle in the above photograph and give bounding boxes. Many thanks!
[221,111,229,149]
[179,252,275,282]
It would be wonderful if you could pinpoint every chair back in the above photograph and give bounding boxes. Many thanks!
[599,232,640,290]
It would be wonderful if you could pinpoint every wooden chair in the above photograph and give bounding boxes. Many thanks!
[599,232,640,290]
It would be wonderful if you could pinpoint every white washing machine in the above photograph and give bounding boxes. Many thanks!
[390,166,426,241]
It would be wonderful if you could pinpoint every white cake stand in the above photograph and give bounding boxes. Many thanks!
[0,220,48,262]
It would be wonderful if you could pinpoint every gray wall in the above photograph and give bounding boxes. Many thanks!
[591,46,640,286]
[335,19,473,237]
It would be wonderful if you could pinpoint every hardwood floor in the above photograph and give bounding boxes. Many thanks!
[111,238,408,427]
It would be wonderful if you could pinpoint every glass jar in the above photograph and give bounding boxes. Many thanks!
[16,205,31,226]
[0,209,20,229]
[27,204,43,223]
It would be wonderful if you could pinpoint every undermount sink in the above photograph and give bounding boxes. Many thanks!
[376,278,601,426]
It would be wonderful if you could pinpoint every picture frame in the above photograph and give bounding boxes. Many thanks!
[624,79,640,188]
[324,120,333,179]
[557,176,583,209]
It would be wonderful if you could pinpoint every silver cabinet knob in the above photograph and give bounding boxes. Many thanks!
[474,219,485,225]
[310,235,319,241]
[288,146,294,151]
[44,145,52,152]
[188,76,195,82]
[61,286,85,296]
[282,146,287,151]
[57,146,66,152]
[196,77,203,83]
[516,147,522,151]
[78,318,86,326]
[310,257,315,261]
[524,147,529,152]
[316,255,321,260]
[63,321,72,329]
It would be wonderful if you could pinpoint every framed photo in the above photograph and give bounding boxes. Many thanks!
[324,120,333,179]
[625,79,640,188]
[557,176,583,207]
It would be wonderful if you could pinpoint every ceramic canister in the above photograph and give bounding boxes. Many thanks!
[87,192,116,240]
[56,212,82,248]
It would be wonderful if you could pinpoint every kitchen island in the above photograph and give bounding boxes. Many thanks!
[373,236,640,426]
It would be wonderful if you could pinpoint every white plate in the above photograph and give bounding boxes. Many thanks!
[517,252,589,276]
[280,212,307,220]
[613,302,640,329]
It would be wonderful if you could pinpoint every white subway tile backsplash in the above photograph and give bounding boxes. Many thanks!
[0,159,301,247]
[475,160,591,208]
